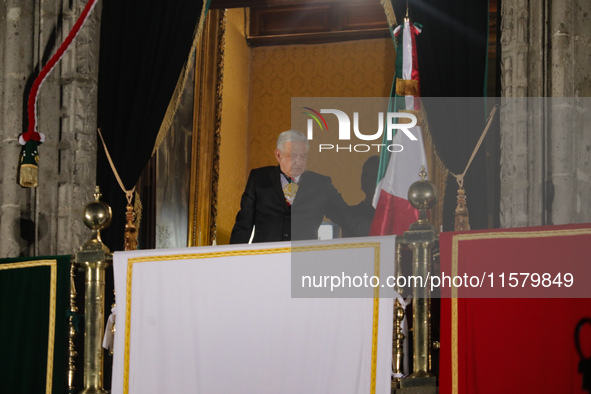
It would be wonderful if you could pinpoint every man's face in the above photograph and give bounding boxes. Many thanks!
[275,141,308,178]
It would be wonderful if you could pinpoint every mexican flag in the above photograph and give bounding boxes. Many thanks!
[370,18,428,236]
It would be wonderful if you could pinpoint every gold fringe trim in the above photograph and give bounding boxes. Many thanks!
[395,78,419,97]
[152,2,209,155]
[419,105,449,232]
[380,0,398,28]
[134,190,142,233]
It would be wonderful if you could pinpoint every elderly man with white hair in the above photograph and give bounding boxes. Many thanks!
[230,130,355,243]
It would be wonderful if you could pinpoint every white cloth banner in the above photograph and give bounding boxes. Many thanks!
[111,237,395,394]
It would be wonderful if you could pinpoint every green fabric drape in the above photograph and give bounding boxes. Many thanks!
[0,255,70,394]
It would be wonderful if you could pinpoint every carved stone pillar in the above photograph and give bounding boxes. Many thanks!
[0,2,31,257]
[54,0,101,255]
[499,0,591,227]
[499,0,544,228]
[0,0,100,257]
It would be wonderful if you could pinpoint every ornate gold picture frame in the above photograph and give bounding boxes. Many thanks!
[188,10,225,247]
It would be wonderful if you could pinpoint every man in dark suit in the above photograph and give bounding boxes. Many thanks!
[230,130,354,244]
[341,155,379,238]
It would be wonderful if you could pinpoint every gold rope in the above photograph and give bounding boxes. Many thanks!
[449,105,498,188]
[152,2,210,155]
[97,128,134,206]
[448,106,497,231]
[97,128,142,250]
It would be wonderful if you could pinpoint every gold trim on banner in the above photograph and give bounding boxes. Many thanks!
[450,228,591,394]
[370,244,380,394]
[123,243,382,394]
[380,0,397,29]
[395,78,419,97]
[0,259,57,394]
[418,107,448,231]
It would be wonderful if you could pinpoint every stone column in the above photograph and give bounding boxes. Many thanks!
[54,0,101,255]
[546,1,574,225]
[0,0,100,257]
[499,0,547,228]
[33,0,62,256]
[499,0,591,227]
[0,1,35,257]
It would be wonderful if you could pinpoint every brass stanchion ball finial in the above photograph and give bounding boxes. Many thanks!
[407,166,437,231]
[82,186,112,251]
[408,166,437,211]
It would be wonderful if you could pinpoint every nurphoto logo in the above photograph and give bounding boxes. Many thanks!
[302,107,418,153]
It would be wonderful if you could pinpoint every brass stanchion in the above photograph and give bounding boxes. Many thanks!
[68,256,78,393]
[76,186,112,394]
[392,242,406,388]
[407,239,434,379]
[399,167,438,392]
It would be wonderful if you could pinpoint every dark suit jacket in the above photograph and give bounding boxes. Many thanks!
[230,166,353,244]
[341,200,375,238]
